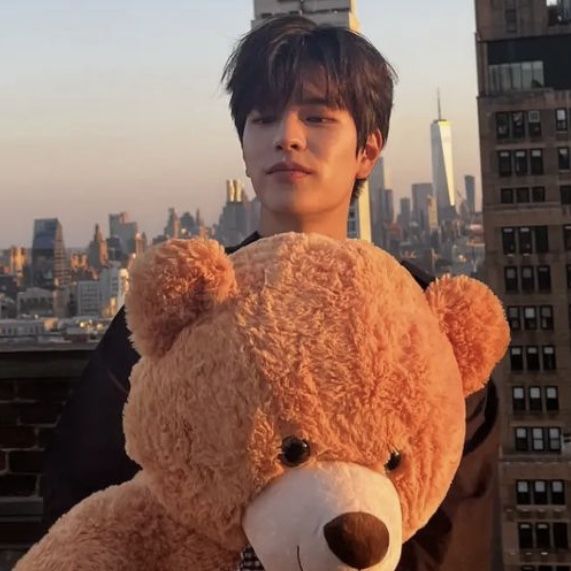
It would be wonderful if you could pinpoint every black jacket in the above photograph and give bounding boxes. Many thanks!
[42,233,499,571]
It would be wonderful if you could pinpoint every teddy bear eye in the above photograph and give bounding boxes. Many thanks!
[279,436,311,467]
[385,451,402,472]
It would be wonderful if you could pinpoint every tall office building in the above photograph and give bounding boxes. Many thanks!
[252,0,372,241]
[109,212,138,256]
[431,92,457,222]
[216,179,252,247]
[411,183,434,231]
[30,218,69,289]
[87,224,108,272]
[475,1,571,569]
[399,197,412,229]
[465,174,477,214]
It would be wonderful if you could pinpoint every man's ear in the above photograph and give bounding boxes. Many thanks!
[356,129,383,180]
[125,238,238,359]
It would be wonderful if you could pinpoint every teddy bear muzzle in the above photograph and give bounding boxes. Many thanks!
[242,461,402,571]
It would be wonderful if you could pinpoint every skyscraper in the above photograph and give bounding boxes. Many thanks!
[399,197,411,229]
[216,180,252,247]
[475,1,571,569]
[464,175,476,214]
[109,212,138,256]
[30,218,68,289]
[431,92,456,222]
[411,183,434,231]
[251,0,371,242]
[87,224,108,272]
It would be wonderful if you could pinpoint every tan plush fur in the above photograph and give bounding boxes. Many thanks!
[15,233,509,570]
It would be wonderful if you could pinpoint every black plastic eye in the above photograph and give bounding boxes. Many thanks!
[385,451,402,472]
[279,436,311,467]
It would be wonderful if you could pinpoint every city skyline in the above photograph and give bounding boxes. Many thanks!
[1,0,482,248]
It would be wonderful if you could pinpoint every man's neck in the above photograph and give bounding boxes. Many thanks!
[258,207,349,241]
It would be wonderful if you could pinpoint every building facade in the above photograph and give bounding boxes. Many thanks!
[476,1,571,569]
[252,0,372,241]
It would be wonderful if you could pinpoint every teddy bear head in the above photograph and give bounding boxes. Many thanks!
[123,233,508,571]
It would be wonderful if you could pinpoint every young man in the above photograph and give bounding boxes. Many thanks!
[42,15,499,571]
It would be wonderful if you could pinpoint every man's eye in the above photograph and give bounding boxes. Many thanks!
[251,116,275,125]
[306,116,331,123]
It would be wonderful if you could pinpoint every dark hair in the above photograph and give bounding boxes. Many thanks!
[221,15,397,202]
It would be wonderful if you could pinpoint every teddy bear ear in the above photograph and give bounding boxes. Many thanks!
[425,274,510,397]
[125,238,238,358]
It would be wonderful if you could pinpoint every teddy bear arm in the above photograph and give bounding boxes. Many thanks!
[14,475,170,571]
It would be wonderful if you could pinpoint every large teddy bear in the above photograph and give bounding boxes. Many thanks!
[16,233,509,571]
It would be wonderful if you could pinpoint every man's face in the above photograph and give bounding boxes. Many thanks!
[242,80,375,219]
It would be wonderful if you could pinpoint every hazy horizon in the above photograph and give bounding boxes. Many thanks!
[1,0,482,249]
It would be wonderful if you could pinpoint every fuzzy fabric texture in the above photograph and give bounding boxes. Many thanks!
[15,233,509,570]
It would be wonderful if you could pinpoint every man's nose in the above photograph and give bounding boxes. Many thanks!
[273,113,306,151]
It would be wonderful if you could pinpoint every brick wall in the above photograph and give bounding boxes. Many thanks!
[0,345,92,570]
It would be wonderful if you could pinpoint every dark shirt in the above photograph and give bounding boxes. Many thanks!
[42,233,499,571]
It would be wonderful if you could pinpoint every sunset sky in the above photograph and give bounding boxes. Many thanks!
[1,0,481,248]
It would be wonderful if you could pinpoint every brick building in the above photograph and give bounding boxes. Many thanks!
[475,0,571,569]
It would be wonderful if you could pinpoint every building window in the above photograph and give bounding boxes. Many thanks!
[524,306,538,329]
[498,151,512,177]
[501,187,514,204]
[529,386,542,411]
[535,226,549,253]
[564,225,571,250]
[536,522,551,548]
[505,8,517,32]
[556,108,569,131]
[548,427,562,452]
[513,386,526,411]
[546,386,559,412]
[543,345,556,371]
[532,427,545,451]
[530,149,544,175]
[553,522,568,549]
[518,227,533,253]
[496,112,510,138]
[510,346,524,371]
[561,185,571,204]
[516,480,531,504]
[526,346,540,371]
[551,480,565,504]
[505,267,518,292]
[532,186,546,202]
[537,266,551,291]
[528,110,542,136]
[508,306,521,329]
[512,111,526,138]
[515,428,529,451]
[521,266,535,292]
[516,187,530,203]
[533,480,549,503]
[489,61,544,93]
[559,147,571,171]
[515,150,528,176]
[502,227,516,254]
[518,522,534,548]
[540,305,554,329]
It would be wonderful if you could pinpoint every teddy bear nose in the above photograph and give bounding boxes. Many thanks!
[323,512,390,569]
